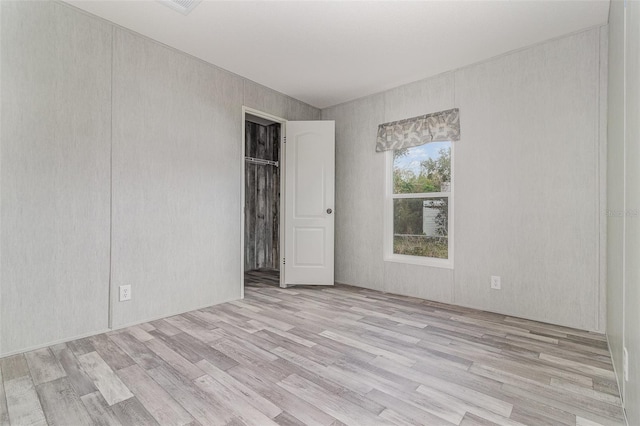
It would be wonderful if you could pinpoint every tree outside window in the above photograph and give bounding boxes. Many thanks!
[391,142,451,260]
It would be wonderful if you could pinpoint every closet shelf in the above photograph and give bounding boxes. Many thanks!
[245,157,279,167]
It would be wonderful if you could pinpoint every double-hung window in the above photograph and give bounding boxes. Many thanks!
[377,109,459,268]
[385,142,452,267]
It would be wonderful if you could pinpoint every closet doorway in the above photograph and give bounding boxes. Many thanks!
[242,108,286,295]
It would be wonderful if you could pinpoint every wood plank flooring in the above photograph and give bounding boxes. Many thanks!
[0,270,626,425]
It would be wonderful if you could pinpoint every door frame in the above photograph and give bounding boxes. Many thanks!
[241,106,287,298]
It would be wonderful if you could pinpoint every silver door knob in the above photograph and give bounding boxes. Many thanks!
[326,208,333,214]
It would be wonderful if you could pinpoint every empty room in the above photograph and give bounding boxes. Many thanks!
[0,0,638,425]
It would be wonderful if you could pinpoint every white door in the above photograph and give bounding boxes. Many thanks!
[283,121,335,286]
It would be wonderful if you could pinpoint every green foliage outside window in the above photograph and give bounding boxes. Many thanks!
[393,146,451,194]
[392,146,451,259]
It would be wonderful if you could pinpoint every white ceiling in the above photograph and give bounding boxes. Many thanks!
[64,0,610,109]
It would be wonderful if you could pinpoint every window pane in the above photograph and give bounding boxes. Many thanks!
[393,142,451,194]
[393,197,448,259]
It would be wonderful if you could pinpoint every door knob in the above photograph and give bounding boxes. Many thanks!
[326,208,333,214]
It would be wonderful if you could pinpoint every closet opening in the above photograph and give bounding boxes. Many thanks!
[243,110,284,293]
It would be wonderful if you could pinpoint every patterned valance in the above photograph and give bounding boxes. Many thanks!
[376,108,460,152]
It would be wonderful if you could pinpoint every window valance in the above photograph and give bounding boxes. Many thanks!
[375,108,460,152]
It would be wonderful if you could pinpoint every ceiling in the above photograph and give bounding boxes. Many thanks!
[64,0,610,109]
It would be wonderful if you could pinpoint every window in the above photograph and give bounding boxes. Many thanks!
[385,141,453,267]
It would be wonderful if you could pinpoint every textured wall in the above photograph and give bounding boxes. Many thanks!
[0,1,112,354]
[0,1,320,355]
[110,28,245,328]
[608,1,640,419]
[624,0,640,419]
[321,95,386,292]
[607,0,626,403]
[244,80,321,122]
[454,29,602,331]
[323,28,607,332]
[625,0,640,418]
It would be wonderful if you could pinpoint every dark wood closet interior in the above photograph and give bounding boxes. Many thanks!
[244,115,281,277]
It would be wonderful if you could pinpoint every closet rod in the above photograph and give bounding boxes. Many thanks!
[245,157,279,167]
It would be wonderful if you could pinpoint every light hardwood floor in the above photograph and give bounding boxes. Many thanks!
[0,271,626,426]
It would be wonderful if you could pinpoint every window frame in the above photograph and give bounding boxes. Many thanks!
[383,142,454,269]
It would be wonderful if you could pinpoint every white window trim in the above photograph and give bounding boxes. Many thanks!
[383,144,454,269]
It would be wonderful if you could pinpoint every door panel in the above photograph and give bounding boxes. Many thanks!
[284,121,335,286]
[294,134,326,217]
[294,227,326,266]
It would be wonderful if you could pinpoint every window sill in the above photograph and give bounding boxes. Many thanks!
[384,254,453,269]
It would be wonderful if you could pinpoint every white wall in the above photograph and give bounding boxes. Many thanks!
[0,0,319,355]
[608,0,640,421]
[1,1,112,355]
[454,29,605,331]
[323,27,607,332]
[607,0,626,408]
[624,0,640,417]
[110,29,245,328]
[625,0,640,417]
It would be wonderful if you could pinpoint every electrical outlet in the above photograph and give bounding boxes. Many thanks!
[624,347,629,381]
[491,276,501,290]
[119,285,131,302]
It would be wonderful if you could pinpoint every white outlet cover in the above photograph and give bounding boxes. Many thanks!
[624,347,629,381]
[491,276,501,290]
[119,285,131,302]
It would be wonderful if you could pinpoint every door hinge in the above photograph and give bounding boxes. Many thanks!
[284,136,287,144]
[282,257,286,265]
